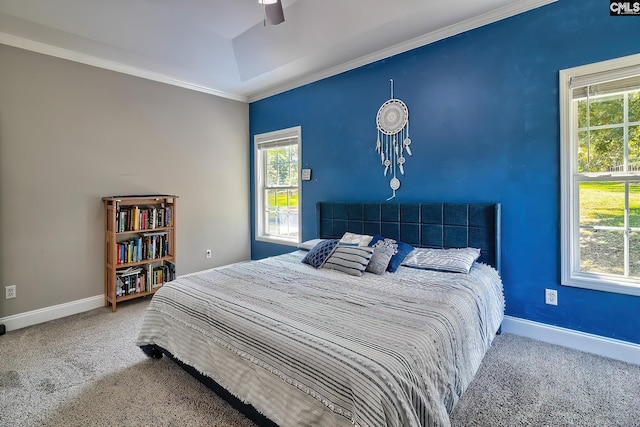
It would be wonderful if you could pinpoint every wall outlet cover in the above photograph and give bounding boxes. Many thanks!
[5,285,16,299]
[545,288,558,306]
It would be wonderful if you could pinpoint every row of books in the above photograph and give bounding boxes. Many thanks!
[117,232,169,264]
[116,262,176,297]
[116,205,173,232]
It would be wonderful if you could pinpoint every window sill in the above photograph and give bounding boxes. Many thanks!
[562,273,640,296]
[255,235,300,247]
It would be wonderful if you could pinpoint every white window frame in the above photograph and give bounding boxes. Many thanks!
[560,53,640,296]
[254,126,302,246]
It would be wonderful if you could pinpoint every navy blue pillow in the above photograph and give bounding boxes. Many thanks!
[302,239,339,268]
[368,235,414,272]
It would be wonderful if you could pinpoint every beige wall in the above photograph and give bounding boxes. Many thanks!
[0,44,250,317]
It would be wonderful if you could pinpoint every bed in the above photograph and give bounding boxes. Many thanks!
[136,202,504,427]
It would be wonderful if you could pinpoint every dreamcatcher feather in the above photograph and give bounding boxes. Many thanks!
[375,79,412,200]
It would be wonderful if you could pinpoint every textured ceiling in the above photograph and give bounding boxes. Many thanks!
[0,0,555,102]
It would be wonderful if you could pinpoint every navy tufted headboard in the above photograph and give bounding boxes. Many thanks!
[317,202,501,272]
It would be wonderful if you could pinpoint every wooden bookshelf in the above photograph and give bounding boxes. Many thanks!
[103,195,177,312]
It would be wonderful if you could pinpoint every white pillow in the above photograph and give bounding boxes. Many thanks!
[402,247,481,274]
[338,232,373,247]
[297,239,326,251]
[322,245,374,276]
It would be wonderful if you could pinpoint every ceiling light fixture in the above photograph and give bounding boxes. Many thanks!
[258,0,285,26]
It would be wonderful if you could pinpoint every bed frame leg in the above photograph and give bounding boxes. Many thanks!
[140,344,163,359]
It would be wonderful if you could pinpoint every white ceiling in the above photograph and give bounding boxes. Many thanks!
[0,0,555,102]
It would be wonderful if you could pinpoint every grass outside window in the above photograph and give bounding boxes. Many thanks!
[579,181,640,277]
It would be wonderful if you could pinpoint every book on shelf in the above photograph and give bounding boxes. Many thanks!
[116,232,170,265]
[132,206,140,230]
[150,208,157,230]
[116,266,143,277]
[114,205,173,232]
[165,206,172,227]
[141,231,168,236]
[166,260,175,280]
[115,258,174,293]
[116,267,144,296]
[144,260,176,292]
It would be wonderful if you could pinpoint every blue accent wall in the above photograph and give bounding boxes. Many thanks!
[249,0,640,345]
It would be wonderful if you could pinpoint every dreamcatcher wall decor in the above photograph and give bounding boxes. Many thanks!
[375,79,412,200]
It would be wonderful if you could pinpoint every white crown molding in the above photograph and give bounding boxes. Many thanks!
[247,0,558,102]
[0,32,248,103]
[0,294,105,332]
[502,315,640,366]
[1,0,557,104]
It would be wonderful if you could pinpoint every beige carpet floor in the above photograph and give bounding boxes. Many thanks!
[1,297,638,426]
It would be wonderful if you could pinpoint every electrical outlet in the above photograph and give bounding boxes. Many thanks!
[545,289,557,306]
[206,249,212,259]
[5,285,16,299]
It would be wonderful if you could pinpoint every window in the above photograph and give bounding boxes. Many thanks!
[560,54,640,296]
[254,126,301,246]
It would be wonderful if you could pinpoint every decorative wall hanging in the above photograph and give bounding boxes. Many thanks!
[376,79,412,200]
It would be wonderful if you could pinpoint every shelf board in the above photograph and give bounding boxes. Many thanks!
[115,226,174,235]
[113,255,175,269]
[103,195,178,204]
[107,287,162,304]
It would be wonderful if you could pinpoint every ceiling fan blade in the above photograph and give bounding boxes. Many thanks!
[265,1,285,25]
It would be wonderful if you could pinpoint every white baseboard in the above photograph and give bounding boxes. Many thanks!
[0,295,104,332]
[502,315,640,365]
[2,299,638,366]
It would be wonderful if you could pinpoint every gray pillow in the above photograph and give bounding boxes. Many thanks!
[322,245,374,276]
[401,247,481,274]
[366,245,395,275]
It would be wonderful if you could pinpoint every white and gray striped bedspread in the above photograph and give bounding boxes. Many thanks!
[136,251,504,427]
